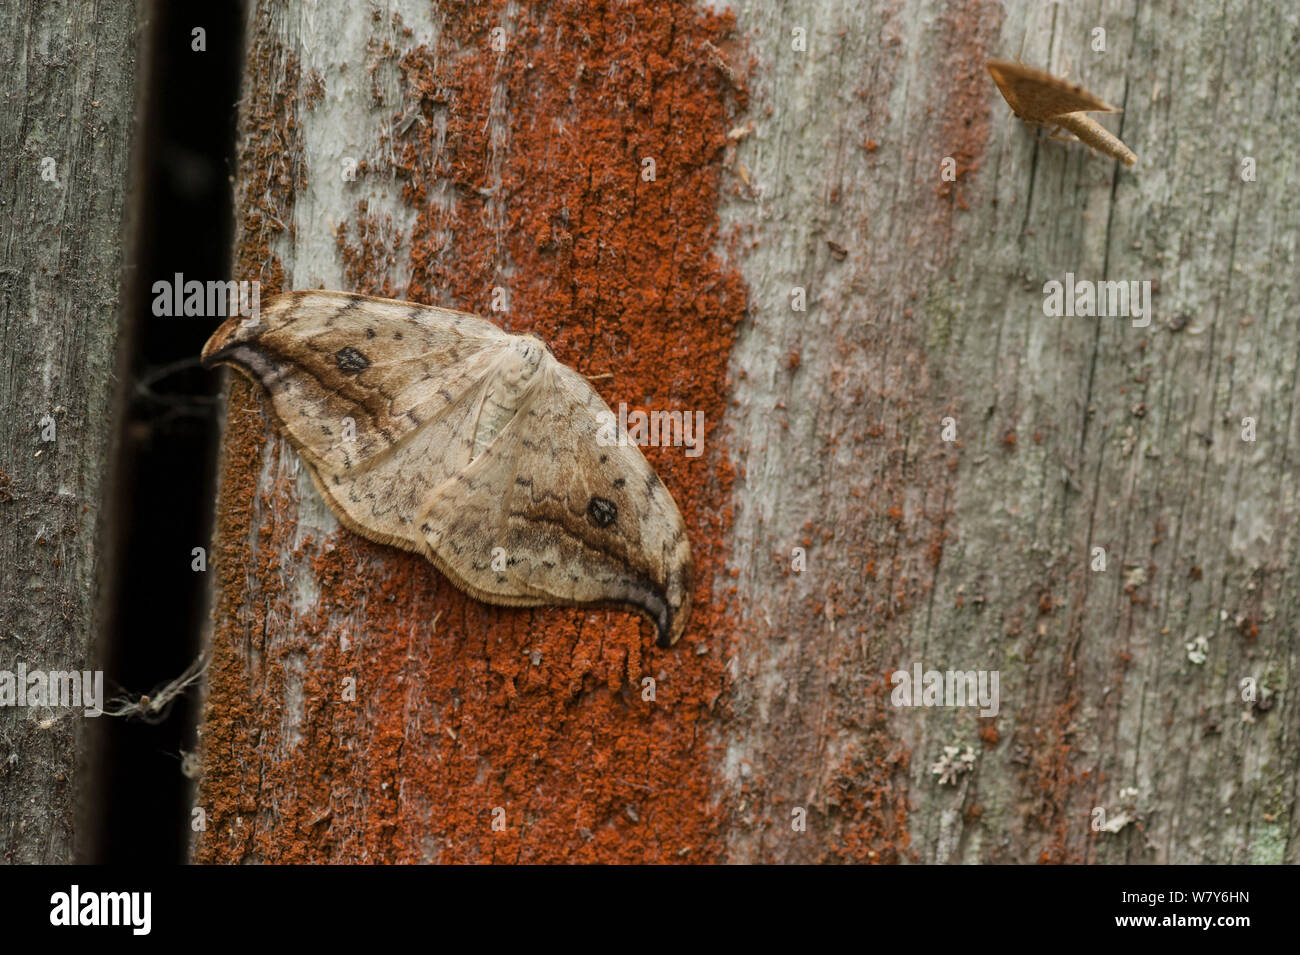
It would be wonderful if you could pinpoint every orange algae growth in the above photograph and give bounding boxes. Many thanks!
[197,2,748,863]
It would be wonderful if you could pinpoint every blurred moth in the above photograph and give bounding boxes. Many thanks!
[986,59,1136,167]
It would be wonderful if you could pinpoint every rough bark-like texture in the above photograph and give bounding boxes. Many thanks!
[0,0,139,863]
[723,0,1300,863]
[198,0,1299,864]
[195,0,743,863]
[719,0,999,863]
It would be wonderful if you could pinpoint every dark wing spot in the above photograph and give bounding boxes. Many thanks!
[365,327,376,339]
[335,347,371,373]
[587,496,617,528]
[612,477,625,489]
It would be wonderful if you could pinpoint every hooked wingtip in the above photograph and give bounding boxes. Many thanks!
[640,573,690,648]
[644,540,693,649]
[200,315,241,368]
[654,613,686,649]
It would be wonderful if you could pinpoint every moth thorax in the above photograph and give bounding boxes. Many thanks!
[488,336,546,408]
[501,335,546,385]
[473,336,548,457]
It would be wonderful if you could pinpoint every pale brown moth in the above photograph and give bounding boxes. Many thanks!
[202,291,694,647]
[986,59,1137,167]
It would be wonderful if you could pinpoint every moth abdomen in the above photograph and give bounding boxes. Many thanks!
[1054,111,1137,167]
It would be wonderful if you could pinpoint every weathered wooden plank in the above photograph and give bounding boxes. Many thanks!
[197,0,1299,864]
[722,0,1299,862]
[0,0,140,863]
[195,0,744,863]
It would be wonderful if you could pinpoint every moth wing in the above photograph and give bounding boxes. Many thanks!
[986,59,1117,120]
[416,359,694,646]
[202,290,512,474]
[202,291,517,553]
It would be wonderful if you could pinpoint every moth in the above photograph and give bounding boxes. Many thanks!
[986,59,1136,167]
[201,291,694,647]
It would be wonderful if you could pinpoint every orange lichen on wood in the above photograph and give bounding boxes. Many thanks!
[197,1,747,863]
[933,4,998,206]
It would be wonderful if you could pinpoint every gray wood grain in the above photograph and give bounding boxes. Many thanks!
[720,0,1299,862]
[0,0,139,863]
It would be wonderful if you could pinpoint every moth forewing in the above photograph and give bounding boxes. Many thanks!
[537,359,693,645]
[985,59,1117,120]
[202,290,695,648]
[986,59,1136,165]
